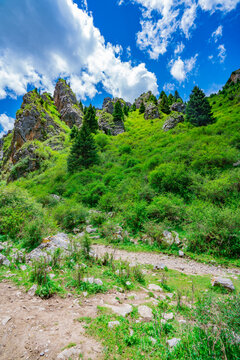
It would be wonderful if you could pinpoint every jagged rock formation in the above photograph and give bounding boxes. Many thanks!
[134,91,153,109]
[10,90,62,158]
[54,79,83,128]
[102,97,131,114]
[162,114,184,131]
[170,102,186,113]
[229,69,240,84]
[97,110,125,136]
[144,103,159,120]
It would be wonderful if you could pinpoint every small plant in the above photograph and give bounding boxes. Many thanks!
[81,234,92,260]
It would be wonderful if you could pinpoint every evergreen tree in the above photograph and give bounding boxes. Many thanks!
[168,93,174,105]
[149,94,157,105]
[186,86,214,127]
[131,103,136,111]
[123,104,129,116]
[67,122,98,172]
[113,100,124,121]
[159,94,170,114]
[174,90,181,102]
[139,101,145,114]
[79,100,84,112]
[70,125,79,139]
[159,90,166,99]
[84,104,98,133]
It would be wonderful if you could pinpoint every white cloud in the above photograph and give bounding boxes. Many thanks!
[170,55,198,82]
[126,0,240,59]
[0,114,15,137]
[211,25,223,42]
[163,82,175,92]
[174,42,185,55]
[126,46,132,58]
[218,44,226,62]
[0,0,158,103]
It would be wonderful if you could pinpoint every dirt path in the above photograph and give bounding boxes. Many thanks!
[0,281,104,360]
[93,244,240,277]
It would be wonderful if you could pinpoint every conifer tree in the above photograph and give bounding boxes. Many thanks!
[186,86,214,127]
[84,104,98,133]
[159,94,170,114]
[159,90,166,99]
[123,104,129,116]
[70,124,79,139]
[168,93,174,105]
[139,101,145,114]
[67,122,98,172]
[79,100,84,112]
[113,100,124,121]
[174,90,181,102]
[131,103,136,111]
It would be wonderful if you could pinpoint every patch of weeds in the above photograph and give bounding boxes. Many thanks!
[61,342,77,351]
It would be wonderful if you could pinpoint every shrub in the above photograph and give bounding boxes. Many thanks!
[53,200,88,231]
[124,201,148,233]
[94,133,109,150]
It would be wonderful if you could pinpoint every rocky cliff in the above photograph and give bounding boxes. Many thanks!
[54,79,83,128]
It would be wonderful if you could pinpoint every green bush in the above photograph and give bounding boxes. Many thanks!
[0,186,52,246]
[124,201,148,233]
[53,200,88,231]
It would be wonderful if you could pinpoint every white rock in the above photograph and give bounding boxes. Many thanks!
[178,319,187,324]
[167,338,181,348]
[154,264,165,270]
[211,277,235,291]
[86,226,97,234]
[161,319,166,324]
[104,304,133,317]
[150,337,157,344]
[108,321,120,328]
[2,316,11,326]
[129,329,134,336]
[20,265,27,271]
[179,250,184,257]
[83,277,94,284]
[94,278,103,286]
[126,281,131,286]
[57,346,82,360]
[0,254,10,267]
[138,305,153,320]
[28,284,38,296]
[148,284,162,291]
[162,312,174,321]
[83,292,88,297]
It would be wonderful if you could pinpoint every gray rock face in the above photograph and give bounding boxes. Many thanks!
[170,102,186,113]
[102,97,131,114]
[211,277,235,291]
[144,103,159,120]
[163,114,184,131]
[134,91,153,109]
[97,110,125,136]
[229,69,240,84]
[54,79,83,128]
[11,91,62,157]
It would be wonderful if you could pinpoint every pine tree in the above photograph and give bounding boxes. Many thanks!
[139,101,145,114]
[174,90,181,102]
[70,125,79,139]
[131,103,136,111]
[67,122,98,172]
[159,94,170,114]
[84,104,98,133]
[168,93,174,105]
[149,94,157,105]
[186,86,214,127]
[113,100,124,121]
[159,90,166,99]
[123,104,129,116]
[79,100,84,112]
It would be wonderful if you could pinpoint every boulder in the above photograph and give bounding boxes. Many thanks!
[57,346,82,360]
[179,250,184,257]
[148,284,162,291]
[108,321,120,328]
[144,104,159,120]
[170,102,186,113]
[162,114,184,131]
[0,254,10,267]
[167,338,181,349]
[104,304,133,317]
[138,305,153,320]
[134,91,153,109]
[162,312,174,321]
[211,277,235,291]
[229,69,240,84]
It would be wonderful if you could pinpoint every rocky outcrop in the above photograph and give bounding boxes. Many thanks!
[162,114,184,131]
[229,69,240,84]
[102,97,131,114]
[54,79,83,128]
[144,103,159,120]
[170,102,186,113]
[97,110,125,136]
[10,90,62,157]
[134,91,153,109]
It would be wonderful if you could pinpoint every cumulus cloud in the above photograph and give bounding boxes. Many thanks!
[0,0,158,102]
[127,0,240,59]
[211,25,223,42]
[218,44,226,62]
[170,55,198,82]
[0,114,15,137]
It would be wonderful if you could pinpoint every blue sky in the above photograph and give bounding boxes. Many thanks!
[0,0,240,136]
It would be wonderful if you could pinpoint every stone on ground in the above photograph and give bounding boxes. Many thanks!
[211,277,235,291]
[57,345,82,360]
[148,284,162,291]
[28,284,38,296]
[108,321,120,328]
[162,312,174,320]
[138,305,153,320]
[167,338,181,348]
[104,304,133,317]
